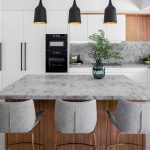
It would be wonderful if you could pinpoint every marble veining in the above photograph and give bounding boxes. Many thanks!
[70,42,150,64]
[0,75,149,101]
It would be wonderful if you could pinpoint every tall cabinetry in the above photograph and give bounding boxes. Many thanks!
[2,11,24,88]
[24,11,45,74]
[2,11,46,89]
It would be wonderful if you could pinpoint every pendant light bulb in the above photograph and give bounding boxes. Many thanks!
[104,0,117,24]
[34,0,47,24]
[68,0,81,25]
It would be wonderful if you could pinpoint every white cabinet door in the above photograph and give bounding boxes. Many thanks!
[88,15,107,38]
[106,15,126,42]
[2,11,24,88]
[69,15,88,42]
[46,11,68,34]
[24,11,46,74]
[88,14,125,42]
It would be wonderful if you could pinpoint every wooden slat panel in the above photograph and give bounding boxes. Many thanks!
[6,100,146,150]
[126,15,150,41]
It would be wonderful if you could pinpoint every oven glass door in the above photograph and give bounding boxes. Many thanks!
[46,57,67,72]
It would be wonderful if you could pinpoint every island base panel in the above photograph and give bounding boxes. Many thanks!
[6,100,146,150]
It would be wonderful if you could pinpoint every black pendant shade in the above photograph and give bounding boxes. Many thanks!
[104,0,117,24]
[34,0,47,24]
[68,0,81,24]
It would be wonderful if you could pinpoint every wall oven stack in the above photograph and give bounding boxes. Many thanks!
[46,34,68,72]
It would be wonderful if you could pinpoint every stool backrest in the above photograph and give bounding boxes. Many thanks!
[0,100,36,133]
[115,100,141,133]
[55,99,97,133]
[115,100,150,134]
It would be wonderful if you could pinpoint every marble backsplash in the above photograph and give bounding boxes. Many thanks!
[69,42,150,64]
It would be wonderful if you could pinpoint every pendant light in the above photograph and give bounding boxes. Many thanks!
[68,0,81,24]
[34,0,47,24]
[104,0,117,24]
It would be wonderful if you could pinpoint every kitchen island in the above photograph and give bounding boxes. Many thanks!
[0,75,149,150]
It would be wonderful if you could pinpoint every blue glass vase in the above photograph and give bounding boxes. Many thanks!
[92,60,105,79]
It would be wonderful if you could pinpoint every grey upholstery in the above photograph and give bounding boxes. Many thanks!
[55,99,97,133]
[107,100,150,134]
[0,100,42,133]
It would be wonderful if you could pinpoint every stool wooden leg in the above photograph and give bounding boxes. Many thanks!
[93,133,96,150]
[31,133,35,150]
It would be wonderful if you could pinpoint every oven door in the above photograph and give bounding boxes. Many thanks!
[46,57,67,72]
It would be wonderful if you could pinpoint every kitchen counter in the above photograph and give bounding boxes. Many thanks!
[69,63,150,68]
[0,75,149,100]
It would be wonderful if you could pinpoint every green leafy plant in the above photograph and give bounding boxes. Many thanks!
[87,30,123,63]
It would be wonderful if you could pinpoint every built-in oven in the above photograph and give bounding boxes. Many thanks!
[46,34,68,72]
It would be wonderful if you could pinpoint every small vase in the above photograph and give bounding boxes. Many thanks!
[92,60,105,79]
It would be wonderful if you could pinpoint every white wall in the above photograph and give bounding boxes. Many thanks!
[2,0,150,13]
[142,0,150,9]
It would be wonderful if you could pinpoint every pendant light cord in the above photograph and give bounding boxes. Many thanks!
[39,0,43,5]
[109,0,113,6]
[73,0,77,6]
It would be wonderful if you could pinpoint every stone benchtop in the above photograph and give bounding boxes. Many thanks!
[0,75,150,101]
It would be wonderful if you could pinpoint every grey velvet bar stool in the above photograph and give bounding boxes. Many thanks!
[0,100,43,150]
[106,99,150,150]
[55,99,97,150]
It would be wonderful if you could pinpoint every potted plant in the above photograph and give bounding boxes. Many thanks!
[87,30,123,79]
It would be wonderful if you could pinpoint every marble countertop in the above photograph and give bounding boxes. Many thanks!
[69,63,150,68]
[0,75,149,101]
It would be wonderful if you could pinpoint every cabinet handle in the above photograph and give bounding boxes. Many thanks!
[21,42,23,71]
[0,43,2,71]
[24,42,27,71]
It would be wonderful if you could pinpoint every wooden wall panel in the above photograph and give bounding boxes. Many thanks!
[6,100,146,150]
[126,15,150,41]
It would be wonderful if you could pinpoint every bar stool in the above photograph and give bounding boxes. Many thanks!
[106,99,149,150]
[54,99,97,150]
[0,100,44,150]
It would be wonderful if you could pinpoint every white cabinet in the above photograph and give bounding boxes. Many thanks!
[88,14,126,42]
[106,15,126,42]
[46,11,68,34]
[24,11,46,74]
[69,15,88,42]
[2,11,24,89]
[88,15,106,38]
[69,14,126,42]
[1,10,47,88]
